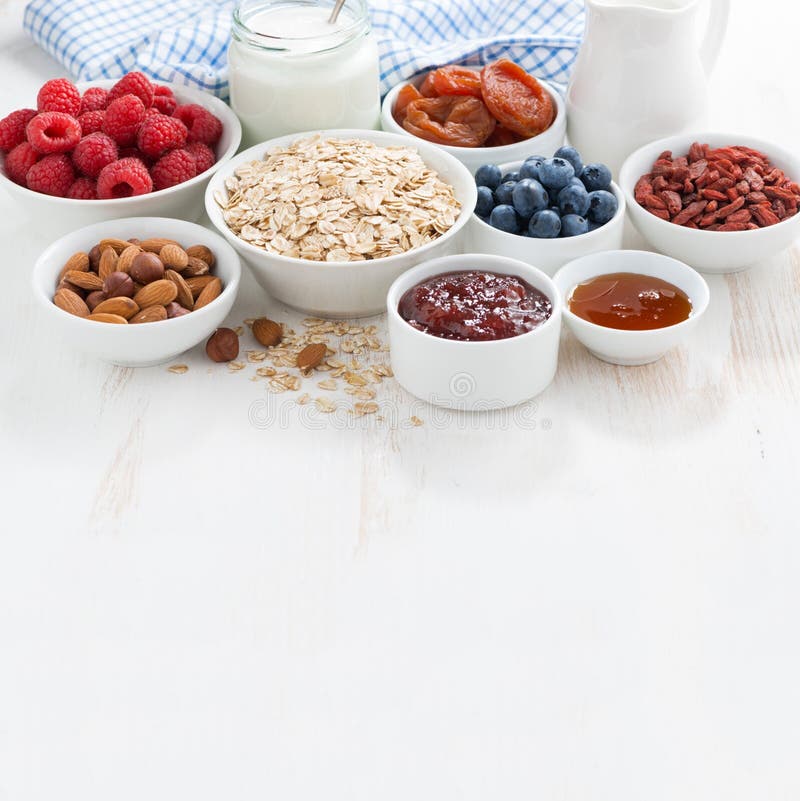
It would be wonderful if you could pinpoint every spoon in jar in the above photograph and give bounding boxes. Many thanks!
[328,0,345,24]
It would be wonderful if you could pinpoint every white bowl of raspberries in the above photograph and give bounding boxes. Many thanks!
[0,72,241,235]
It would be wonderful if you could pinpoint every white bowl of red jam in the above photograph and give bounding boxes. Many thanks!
[553,250,710,366]
[387,254,562,409]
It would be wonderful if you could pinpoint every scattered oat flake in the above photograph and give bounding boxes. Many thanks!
[228,361,246,371]
[247,350,268,362]
[354,401,379,416]
[318,379,337,391]
[410,416,424,427]
[256,366,277,377]
[315,397,336,413]
[168,364,188,374]
[233,326,244,336]
[297,393,311,405]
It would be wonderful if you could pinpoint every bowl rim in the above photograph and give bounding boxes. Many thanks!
[470,161,626,245]
[32,215,241,330]
[0,79,242,207]
[619,130,800,239]
[386,252,563,348]
[553,249,710,339]
[204,127,478,270]
[380,67,565,156]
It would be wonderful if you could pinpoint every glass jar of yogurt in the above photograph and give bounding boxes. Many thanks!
[228,0,381,147]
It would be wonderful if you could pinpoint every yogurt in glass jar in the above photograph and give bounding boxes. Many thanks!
[229,0,381,146]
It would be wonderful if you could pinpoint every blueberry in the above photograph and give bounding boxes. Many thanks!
[519,155,545,181]
[528,209,561,239]
[560,214,589,237]
[494,180,516,206]
[475,163,502,191]
[554,146,583,177]
[557,183,590,216]
[538,157,575,190]
[511,178,548,219]
[547,186,561,207]
[580,163,612,192]
[501,170,521,184]
[588,220,603,232]
[569,176,585,189]
[475,185,495,218]
[586,189,618,224]
[489,204,519,234]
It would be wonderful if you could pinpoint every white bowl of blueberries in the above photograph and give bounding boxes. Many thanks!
[467,146,626,275]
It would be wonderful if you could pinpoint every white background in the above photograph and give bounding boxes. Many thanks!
[2,0,800,799]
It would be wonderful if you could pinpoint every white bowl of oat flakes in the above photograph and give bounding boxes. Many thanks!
[205,129,476,317]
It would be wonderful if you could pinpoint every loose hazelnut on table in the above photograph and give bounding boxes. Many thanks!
[206,328,240,362]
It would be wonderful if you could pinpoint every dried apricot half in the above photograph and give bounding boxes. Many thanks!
[402,95,496,148]
[427,65,483,98]
[480,59,555,138]
[393,83,424,125]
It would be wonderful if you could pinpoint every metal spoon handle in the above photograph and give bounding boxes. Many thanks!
[328,0,346,24]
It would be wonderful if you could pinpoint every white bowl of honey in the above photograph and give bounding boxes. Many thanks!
[553,249,709,366]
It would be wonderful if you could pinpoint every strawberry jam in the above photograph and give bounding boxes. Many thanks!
[398,270,552,341]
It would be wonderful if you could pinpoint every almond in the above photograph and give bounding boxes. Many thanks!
[130,305,168,324]
[186,244,215,268]
[182,256,210,277]
[65,269,104,291]
[186,275,216,299]
[159,243,189,271]
[116,244,141,274]
[98,247,119,280]
[57,251,89,283]
[87,312,128,324]
[296,342,327,371]
[164,269,194,309]
[252,317,282,347]
[140,237,179,253]
[92,296,139,319]
[98,237,130,254]
[133,279,178,308]
[193,277,222,310]
[54,287,89,317]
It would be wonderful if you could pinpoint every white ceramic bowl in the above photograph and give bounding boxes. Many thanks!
[32,217,241,367]
[387,253,562,409]
[380,67,566,174]
[552,249,709,366]
[467,159,626,276]
[1,80,241,236]
[619,132,800,274]
[205,128,477,318]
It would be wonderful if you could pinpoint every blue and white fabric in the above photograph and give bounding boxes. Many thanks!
[24,0,584,99]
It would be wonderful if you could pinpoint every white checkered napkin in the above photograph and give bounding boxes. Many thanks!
[23,0,584,99]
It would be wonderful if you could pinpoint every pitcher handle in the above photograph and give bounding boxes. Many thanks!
[700,0,730,74]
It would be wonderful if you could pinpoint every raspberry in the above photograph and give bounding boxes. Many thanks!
[26,112,81,154]
[108,71,154,107]
[136,114,187,158]
[37,78,81,116]
[80,87,109,113]
[72,132,119,178]
[152,85,177,116]
[0,108,37,153]
[102,95,146,146]
[97,157,153,198]
[150,148,196,190]
[173,104,222,146]
[26,153,74,196]
[4,142,40,184]
[66,177,97,199]
[118,146,154,167]
[186,141,215,175]
[78,109,105,136]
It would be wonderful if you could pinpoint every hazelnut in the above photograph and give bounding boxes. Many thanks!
[206,327,239,362]
[130,252,164,284]
[88,244,102,272]
[165,301,191,318]
[103,271,135,299]
[86,290,107,311]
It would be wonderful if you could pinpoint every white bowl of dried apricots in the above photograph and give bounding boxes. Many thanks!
[32,217,241,366]
[381,60,566,174]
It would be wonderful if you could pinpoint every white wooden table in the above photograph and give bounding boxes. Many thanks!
[2,2,799,798]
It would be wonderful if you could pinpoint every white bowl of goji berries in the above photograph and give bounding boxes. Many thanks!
[619,132,800,273]
[0,74,241,236]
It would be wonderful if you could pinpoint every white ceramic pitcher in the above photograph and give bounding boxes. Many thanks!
[566,0,730,175]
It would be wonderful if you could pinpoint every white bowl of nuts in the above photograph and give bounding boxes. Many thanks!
[32,216,241,366]
[205,129,477,318]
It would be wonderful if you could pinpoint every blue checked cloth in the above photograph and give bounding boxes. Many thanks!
[24,0,584,99]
